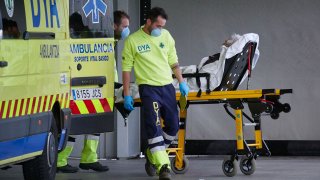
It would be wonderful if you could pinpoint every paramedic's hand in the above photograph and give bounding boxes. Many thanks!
[179,82,189,96]
[124,96,135,111]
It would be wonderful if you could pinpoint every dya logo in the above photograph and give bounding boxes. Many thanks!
[138,44,151,53]
[5,0,14,17]
[82,0,107,24]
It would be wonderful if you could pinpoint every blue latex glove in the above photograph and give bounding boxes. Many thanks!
[124,96,134,111]
[179,82,189,96]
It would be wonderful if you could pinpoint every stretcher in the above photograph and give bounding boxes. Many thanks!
[115,39,292,177]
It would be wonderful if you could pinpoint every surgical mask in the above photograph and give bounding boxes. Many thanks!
[151,28,161,37]
[121,27,130,40]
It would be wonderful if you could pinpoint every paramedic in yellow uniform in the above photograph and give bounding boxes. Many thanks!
[57,11,130,173]
[122,7,189,180]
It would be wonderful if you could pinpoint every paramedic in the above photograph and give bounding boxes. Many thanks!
[57,11,130,173]
[69,12,93,38]
[113,10,130,83]
[122,7,189,180]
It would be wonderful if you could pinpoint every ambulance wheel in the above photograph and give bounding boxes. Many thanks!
[222,158,237,177]
[239,157,256,175]
[283,103,291,113]
[23,117,58,180]
[170,156,189,174]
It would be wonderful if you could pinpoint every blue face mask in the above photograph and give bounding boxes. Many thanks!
[121,27,130,40]
[151,28,161,37]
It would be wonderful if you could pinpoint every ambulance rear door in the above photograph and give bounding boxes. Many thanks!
[68,0,115,135]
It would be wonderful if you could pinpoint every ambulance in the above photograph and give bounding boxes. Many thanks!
[0,0,115,179]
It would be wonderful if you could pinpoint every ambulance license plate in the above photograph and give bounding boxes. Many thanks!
[72,88,102,100]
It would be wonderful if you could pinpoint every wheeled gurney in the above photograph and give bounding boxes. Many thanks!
[115,35,292,177]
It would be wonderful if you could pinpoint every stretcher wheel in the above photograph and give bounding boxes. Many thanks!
[265,104,273,113]
[170,156,189,174]
[283,103,291,113]
[222,158,237,177]
[239,157,256,175]
[271,112,279,119]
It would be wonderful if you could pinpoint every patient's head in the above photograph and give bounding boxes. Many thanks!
[223,33,241,47]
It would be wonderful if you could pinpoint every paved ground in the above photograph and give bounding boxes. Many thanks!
[1,156,320,180]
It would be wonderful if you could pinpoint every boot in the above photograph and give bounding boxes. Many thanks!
[57,164,78,173]
[145,148,156,176]
[79,162,109,172]
[159,164,171,180]
[57,142,75,173]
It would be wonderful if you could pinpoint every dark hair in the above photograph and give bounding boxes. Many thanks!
[146,7,168,22]
[2,18,9,30]
[69,12,84,29]
[114,10,130,26]
[2,19,18,30]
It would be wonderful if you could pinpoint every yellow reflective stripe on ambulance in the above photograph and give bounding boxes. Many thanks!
[0,93,69,119]
[69,97,114,115]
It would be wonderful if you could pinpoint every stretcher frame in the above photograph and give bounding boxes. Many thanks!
[115,42,292,177]
[171,88,291,176]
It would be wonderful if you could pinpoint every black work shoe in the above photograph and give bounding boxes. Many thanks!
[159,164,171,180]
[57,164,79,173]
[145,149,156,176]
[79,162,109,172]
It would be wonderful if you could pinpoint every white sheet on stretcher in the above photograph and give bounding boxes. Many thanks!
[115,33,260,103]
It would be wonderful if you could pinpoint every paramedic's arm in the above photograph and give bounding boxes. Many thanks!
[168,33,189,95]
[122,71,131,96]
[168,33,184,83]
[172,63,184,83]
[122,37,134,96]
[172,63,189,96]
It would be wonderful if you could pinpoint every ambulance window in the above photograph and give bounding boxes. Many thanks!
[69,0,114,39]
[0,1,26,39]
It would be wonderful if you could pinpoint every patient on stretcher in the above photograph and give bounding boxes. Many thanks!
[115,33,260,103]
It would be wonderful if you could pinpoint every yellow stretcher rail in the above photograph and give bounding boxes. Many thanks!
[132,89,288,103]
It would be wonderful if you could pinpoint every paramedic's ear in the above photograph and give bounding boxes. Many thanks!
[146,19,152,26]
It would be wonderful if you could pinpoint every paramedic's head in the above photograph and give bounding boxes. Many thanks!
[2,19,20,39]
[114,10,130,40]
[69,12,85,32]
[145,7,167,37]
[10,21,20,38]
